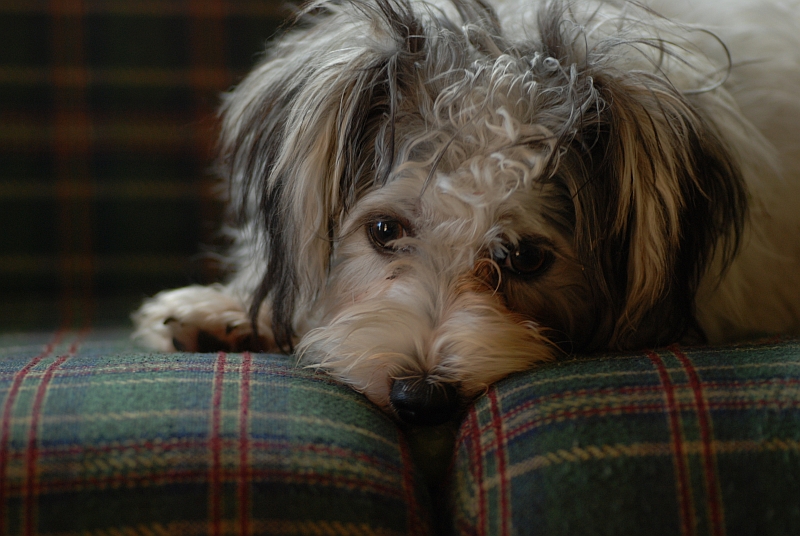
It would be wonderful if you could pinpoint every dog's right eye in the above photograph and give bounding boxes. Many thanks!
[367,219,407,251]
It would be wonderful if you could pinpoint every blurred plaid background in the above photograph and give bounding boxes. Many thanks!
[0,0,291,331]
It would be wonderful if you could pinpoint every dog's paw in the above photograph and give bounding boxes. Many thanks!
[132,285,274,352]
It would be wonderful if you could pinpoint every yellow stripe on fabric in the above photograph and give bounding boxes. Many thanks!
[257,520,404,536]
[713,437,800,454]
[514,391,666,413]
[260,414,400,450]
[496,369,660,399]
[7,410,397,449]
[5,454,402,496]
[480,438,800,489]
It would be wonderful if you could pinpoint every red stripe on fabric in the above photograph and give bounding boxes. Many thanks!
[24,355,69,535]
[0,332,63,534]
[238,353,251,536]
[23,333,82,536]
[647,350,695,536]
[467,407,488,535]
[397,429,423,535]
[671,345,726,536]
[488,390,510,536]
[210,352,227,536]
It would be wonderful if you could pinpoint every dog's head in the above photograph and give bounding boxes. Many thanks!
[219,0,747,424]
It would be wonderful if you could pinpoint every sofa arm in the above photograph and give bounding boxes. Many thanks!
[0,330,432,535]
[448,340,800,536]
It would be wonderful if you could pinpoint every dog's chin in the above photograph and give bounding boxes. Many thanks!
[297,286,554,425]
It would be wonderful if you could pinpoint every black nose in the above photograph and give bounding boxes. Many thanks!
[390,378,459,426]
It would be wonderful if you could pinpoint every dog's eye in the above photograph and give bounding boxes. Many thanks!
[367,219,408,251]
[502,239,554,277]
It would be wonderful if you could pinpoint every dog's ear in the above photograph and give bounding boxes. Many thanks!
[562,72,748,348]
[533,0,749,349]
[217,0,424,348]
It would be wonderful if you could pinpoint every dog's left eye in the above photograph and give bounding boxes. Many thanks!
[367,219,408,251]
[501,238,554,278]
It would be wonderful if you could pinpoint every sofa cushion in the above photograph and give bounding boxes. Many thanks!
[0,330,432,535]
[448,340,800,536]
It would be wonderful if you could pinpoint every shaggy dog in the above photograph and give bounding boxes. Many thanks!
[134,0,800,425]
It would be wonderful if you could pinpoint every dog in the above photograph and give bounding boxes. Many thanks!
[134,0,800,425]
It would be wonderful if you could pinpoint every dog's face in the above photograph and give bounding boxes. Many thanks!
[220,0,747,423]
[301,109,593,418]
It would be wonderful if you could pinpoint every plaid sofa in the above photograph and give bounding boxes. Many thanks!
[2,332,799,535]
[2,2,800,535]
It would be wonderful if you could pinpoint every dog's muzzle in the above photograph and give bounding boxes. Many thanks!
[389,377,459,426]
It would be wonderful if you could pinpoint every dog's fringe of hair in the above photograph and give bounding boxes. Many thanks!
[217,0,747,350]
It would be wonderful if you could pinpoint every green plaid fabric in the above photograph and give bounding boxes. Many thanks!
[4,333,800,535]
[0,1,291,331]
[448,340,800,536]
[0,330,432,535]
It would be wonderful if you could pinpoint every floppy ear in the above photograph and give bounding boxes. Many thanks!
[564,71,748,348]
[526,0,752,349]
[217,0,425,348]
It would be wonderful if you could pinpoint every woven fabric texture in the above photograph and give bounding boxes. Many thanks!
[0,330,432,536]
[0,0,290,331]
[448,340,800,536]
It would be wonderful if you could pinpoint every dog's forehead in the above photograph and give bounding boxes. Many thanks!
[346,92,563,247]
[353,148,556,243]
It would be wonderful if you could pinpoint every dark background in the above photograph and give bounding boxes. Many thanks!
[0,0,292,330]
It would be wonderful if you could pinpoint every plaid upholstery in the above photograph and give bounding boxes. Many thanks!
[0,330,432,535]
[3,335,800,535]
[448,340,800,536]
[0,1,292,331]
